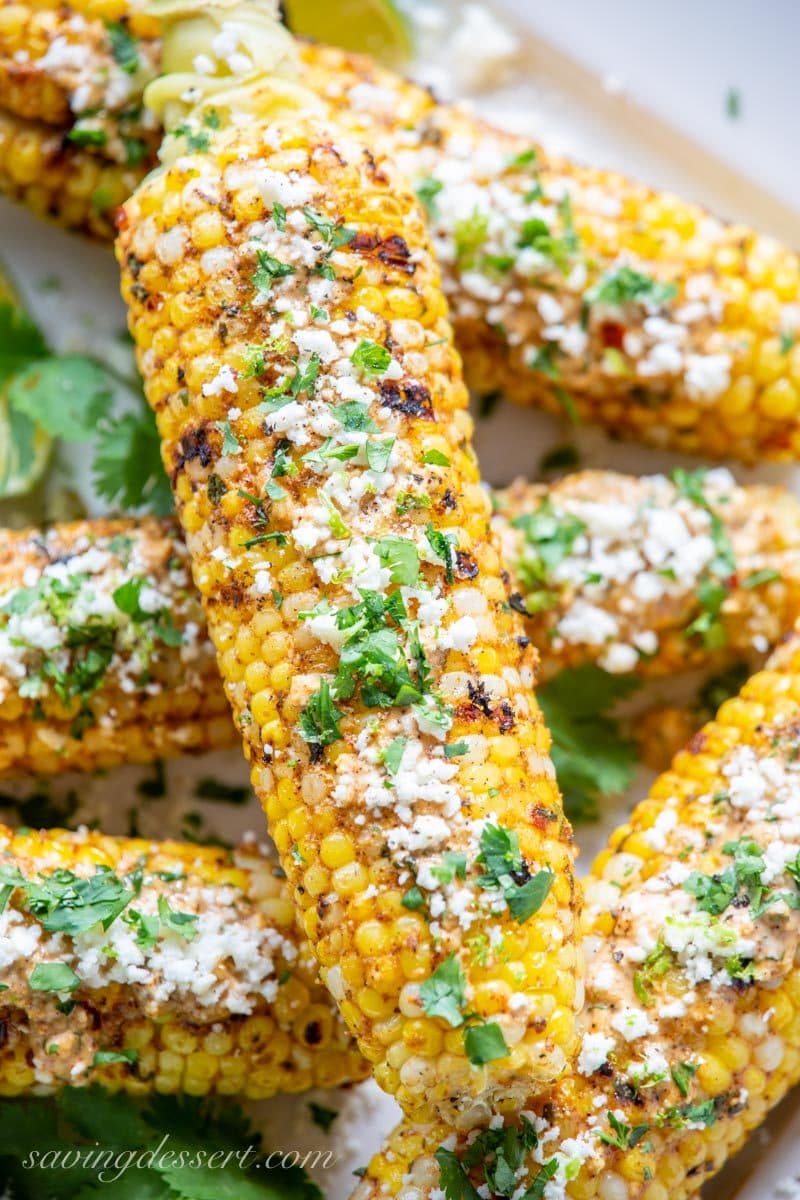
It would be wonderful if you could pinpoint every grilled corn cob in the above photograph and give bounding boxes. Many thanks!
[353,631,800,1199]
[116,3,579,1123]
[4,5,800,461]
[495,468,800,683]
[5,465,798,779]
[0,823,367,1097]
[0,108,137,238]
[0,517,233,775]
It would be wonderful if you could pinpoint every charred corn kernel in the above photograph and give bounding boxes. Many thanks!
[494,470,800,684]
[0,824,367,1097]
[352,632,800,1199]
[5,5,799,459]
[117,14,578,1125]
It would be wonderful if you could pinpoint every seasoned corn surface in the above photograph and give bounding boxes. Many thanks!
[0,824,367,1097]
[0,108,136,237]
[0,517,233,775]
[495,469,800,682]
[4,6,800,459]
[353,632,800,1197]
[117,109,578,1121]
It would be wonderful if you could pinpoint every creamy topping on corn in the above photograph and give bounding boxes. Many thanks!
[495,469,800,680]
[0,524,208,730]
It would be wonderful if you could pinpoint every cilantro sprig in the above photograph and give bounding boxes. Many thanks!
[537,666,640,823]
[0,294,171,513]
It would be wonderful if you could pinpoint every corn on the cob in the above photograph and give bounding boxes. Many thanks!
[4,4,800,461]
[353,631,800,1199]
[0,517,234,776]
[4,465,798,780]
[495,468,800,683]
[0,823,367,1097]
[0,109,137,238]
[116,6,579,1124]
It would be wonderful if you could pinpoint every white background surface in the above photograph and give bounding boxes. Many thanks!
[0,0,799,1195]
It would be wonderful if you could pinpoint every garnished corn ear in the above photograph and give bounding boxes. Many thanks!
[0,825,368,1097]
[3,3,800,460]
[352,630,800,1198]
[116,11,579,1123]
[0,109,138,239]
[494,469,800,682]
[0,518,234,776]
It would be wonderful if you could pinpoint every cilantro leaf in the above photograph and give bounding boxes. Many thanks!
[374,535,420,586]
[252,249,295,297]
[93,408,173,515]
[299,679,344,751]
[435,1148,481,1200]
[585,266,677,310]
[29,962,80,992]
[419,954,466,1027]
[415,176,444,218]
[105,21,139,73]
[7,356,111,440]
[463,1021,509,1065]
[351,339,391,377]
[537,666,640,823]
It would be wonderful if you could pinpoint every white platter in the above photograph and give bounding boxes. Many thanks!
[0,1,798,1195]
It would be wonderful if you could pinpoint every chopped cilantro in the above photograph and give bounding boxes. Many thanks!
[401,885,426,911]
[105,20,139,73]
[302,208,356,249]
[351,339,391,377]
[366,436,395,471]
[425,523,457,582]
[415,176,444,218]
[67,126,108,148]
[419,954,467,1027]
[29,962,80,993]
[633,940,673,1005]
[463,1021,509,1066]
[431,851,468,885]
[743,567,781,589]
[299,679,344,751]
[598,1112,650,1150]
[453,210,489,269]
[670,1060,699,1098]
[92,1048,138,1066]
[422,448,450,466]
[214,420,241,456]
[252,249,295,297]
[380,736,407,776]
[333,399,378,432]
[444,741,468,758]
[156,894,198,940]
[585,266,677,310]
[725,87,742,119]
[374,535,420,585]
[475,824,553,923]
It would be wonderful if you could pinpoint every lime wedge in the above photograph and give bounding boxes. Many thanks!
[284,0,412,67]
[0,392,52,499]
